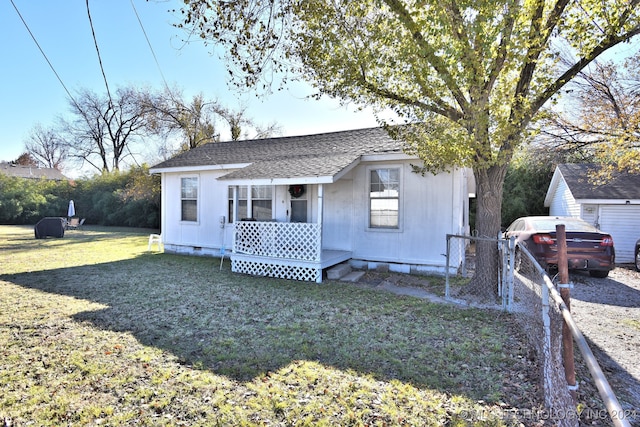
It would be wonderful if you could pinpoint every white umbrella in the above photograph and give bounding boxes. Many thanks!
[68,200,75,218]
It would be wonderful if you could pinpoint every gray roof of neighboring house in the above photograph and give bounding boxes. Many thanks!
[557,163,640,200]
[0,162,67,181]
[150,127,408,181]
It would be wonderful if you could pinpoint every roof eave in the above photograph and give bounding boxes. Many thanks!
[544,166,563,207]
[219,176,336,186]
[575,198,640,204]
[149,163,251,174]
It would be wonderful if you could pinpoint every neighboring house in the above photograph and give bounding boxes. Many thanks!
[0,162,67,181]
[150,127,475,282]
[545,163,640,263]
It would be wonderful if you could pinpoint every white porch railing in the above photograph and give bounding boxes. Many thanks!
[233,221,321,261]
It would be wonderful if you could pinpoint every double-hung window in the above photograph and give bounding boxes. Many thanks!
[369,168,400,228]
[181,177,198,222]
[251,186,273,220]
[228,185,273,222]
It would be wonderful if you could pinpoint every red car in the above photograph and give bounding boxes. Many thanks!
[504,216,615,278]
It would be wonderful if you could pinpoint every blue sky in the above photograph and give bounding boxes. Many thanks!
[2,1,638,173]
[0,0,381,167]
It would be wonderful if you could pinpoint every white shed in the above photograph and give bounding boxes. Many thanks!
[545,163,640,263]
[150,127,475,282]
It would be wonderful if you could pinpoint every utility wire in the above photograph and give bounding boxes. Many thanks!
[9,0,82,112]
[86,0,113,105]
[130,0,170,92]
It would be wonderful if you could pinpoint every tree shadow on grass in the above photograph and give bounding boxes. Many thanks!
[1,253,537,405]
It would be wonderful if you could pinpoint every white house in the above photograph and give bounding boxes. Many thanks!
[545,163,640,263]
[150,127,475,282]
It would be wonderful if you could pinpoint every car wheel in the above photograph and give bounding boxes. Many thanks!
[589,270,609,279]
[635,246,640,272]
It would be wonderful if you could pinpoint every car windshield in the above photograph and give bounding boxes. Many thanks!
[529,218,598,232]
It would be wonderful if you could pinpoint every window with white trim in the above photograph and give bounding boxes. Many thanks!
[251,185,273,220]
[228,185,273,221]
[181,177,198,222]
[369,168,399,228]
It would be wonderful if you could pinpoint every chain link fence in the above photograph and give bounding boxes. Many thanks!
[443,233,513,309]
[509,243,577,426]
[443,234,631,427]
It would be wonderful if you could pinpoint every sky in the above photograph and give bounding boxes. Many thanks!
[0,0,382,171]
[2,2,638,176]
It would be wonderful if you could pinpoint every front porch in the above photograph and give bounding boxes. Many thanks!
[230,221,351,283]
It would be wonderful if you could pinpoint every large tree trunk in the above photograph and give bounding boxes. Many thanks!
[467,163,508,297]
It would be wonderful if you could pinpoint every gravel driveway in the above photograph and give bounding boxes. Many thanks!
[569,266,640,413]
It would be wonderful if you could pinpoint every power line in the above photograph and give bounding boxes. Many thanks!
[130,0,170,92]
[8,0,82,111]
[85,0,113,105]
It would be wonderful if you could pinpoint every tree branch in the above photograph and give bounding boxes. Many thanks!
[383,0,470,113]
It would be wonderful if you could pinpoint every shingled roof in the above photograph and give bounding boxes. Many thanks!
[0,162,67,181]
[150,127,408,183]
[555,163,640,200]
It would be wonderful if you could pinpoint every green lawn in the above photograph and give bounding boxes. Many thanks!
[0,225,543,426]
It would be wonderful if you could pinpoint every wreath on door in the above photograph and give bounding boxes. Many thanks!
[288,184,306,198]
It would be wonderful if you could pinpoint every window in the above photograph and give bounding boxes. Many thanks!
[228,185,273,221]
[369,168,399,228]
[228,186,248,222]
[181,177,198,222]
[251,186,273,220]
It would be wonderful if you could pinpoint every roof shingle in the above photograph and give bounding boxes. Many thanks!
[559,163,640,200]
[150,127,407,180]
[0,163,67,180]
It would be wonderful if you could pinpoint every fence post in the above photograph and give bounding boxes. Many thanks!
[445,234,451,299]
[507,236,516,312]
[500,238,506,309]
[557,224,577,402]
[541,271,553,408]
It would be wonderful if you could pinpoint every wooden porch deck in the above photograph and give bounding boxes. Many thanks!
[230,249,352,283]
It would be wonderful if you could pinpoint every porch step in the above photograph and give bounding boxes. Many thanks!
[340,271,366,283]
[327,263,352,280]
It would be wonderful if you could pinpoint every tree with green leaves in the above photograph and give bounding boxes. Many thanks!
[178,0,640,292]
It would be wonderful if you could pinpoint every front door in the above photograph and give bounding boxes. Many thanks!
[291,199,307,222]
[289,184,308,223]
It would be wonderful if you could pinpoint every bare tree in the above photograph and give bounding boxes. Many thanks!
[62,87,147,173]
[24,124,68,170]
[216,105,282,141]
[12,152,38,166]
[141,87,282,156]
[538,51,640,177]
[142,88,221,153]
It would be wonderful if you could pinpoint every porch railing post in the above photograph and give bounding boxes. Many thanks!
[317,184,323,262]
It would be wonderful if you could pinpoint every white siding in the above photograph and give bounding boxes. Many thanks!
[158,161,469,270]
[548,176,580,217]
[598,205,640,264]
[322,177,354,250]
[349,160,463,268]
[581,204,598,226]
[161,170,235,256]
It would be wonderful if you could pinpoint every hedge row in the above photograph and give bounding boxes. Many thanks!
[0,165,160,229]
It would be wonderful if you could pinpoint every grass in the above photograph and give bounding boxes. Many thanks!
[0,225,544,426]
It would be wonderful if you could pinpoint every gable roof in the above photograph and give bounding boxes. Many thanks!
[149,127,409,184]
[0,162,67,181]
[545,163,640,204]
